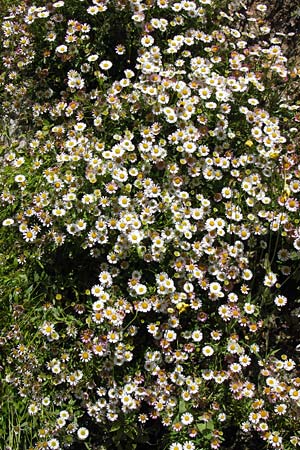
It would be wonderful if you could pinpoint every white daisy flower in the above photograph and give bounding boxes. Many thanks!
[100,60,113,70]
[56,44,68,53]
[202,345,214,356]
[77,427,89,440]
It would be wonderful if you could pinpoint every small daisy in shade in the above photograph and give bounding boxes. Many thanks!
[202,345,214,356]
[56,417,66,428]
[274,295,287,307]
[15,174,26,183]
[28,403,39,415]
[256,3,267,12]
[141,35,154,47]
[23,228,37,242]
[53,1,64,7]
[128,230,144,244]
[100,60,113,70]
[79,349,92,362]
[87,54,98,62]
[264,271,277,287]
[274,403,287,415]
[115,44,125,55]
[87,5,99,14]
[183,441,195,450]
[191,330,203,342]
[244,303,255,314]
[77,427,89,440]
[134,283,147,295]
[56,44,68,53]
[170,443,182,450]
[181,412,194,425]
[47,438,60,449]
[2,218,14,226]
[91,284,103,297]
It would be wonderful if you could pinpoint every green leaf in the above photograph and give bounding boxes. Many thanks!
[197,423,206,432]
[196,420,215,433]
[126,427,137,440]
[263,253,271,271]
[178,398,187,414]
[110,423,121,432]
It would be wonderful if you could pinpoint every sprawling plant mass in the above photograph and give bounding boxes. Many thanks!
[0,0,299,449]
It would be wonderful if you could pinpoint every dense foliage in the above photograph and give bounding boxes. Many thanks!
[0,1,299,449]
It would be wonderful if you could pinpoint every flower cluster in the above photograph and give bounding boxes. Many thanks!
[1,0,300,449]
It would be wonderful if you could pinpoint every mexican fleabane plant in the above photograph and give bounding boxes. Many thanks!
[0,0,300,449]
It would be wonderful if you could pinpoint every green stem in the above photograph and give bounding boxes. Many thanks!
[123,310,138,331]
